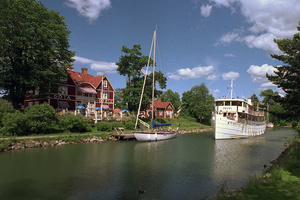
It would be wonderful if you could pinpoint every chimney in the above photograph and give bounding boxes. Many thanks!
[81,68,88,75]
[248,98,252,106]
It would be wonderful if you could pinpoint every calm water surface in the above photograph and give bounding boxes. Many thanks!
[0,128,297,199]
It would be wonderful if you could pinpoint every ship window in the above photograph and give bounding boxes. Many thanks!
[238,101,242,106]
[225,101,230,106]
[232,101,237,106]
[216,101,222,106]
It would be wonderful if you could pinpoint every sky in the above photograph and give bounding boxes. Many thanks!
[41,0,300,100]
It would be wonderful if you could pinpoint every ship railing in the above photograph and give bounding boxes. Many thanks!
[238,118,266,126]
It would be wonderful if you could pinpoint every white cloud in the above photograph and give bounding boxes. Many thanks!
[260,82,276,88]
[244,34,281,54]
[224,53,235,57]
[207,74,218,81]
[219,32,240,44]
[200,5,212,17]
[168,65,215,80]
[222,71,240,80]
[74,55,117,74]
[213,89,220,97]
[247,64,277,83]
[213,0,300,53]
[66,0,111,22]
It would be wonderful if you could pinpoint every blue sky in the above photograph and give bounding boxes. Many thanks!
[41,0,300,100]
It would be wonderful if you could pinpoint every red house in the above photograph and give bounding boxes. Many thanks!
[142,99,174,119]
[24,67,115,117]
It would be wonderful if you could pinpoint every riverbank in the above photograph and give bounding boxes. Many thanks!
[211,135,300,200]
[0,127,213,152]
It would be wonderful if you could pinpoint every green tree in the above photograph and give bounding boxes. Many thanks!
[159,89,181,112]
[267,22,300,122]
[116,44,167,112]
[250,94,260,108]
[181,83,214,124]
[0,0,75,109]
[259,89,287,125]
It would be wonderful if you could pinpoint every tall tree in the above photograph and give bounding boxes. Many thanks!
[250,94,260,108]
[116,44,167,112]
[159,89,181,112]
[267,22,300,121]
[181,83,214,124]
[0,0,75,109]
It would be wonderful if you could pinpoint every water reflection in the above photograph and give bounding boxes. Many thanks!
[0,128,297,199]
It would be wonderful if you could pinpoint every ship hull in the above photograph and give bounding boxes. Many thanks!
[213,114,266,139]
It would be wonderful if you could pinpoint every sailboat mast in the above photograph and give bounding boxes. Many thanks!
[230,79,233,99]
[152,30,156,120]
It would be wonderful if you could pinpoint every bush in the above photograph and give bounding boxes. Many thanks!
[296,122,300,135]
[59,114,92,133]
[0,100,15,127]
[124,122,135,130]
[1,111,27,136]
[24,103,59,134]
[96,122,112,132]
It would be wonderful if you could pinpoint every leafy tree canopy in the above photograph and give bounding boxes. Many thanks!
[181,83,214,124]
[267,22,300,121]
[0,0,75,109]
[116,44,167,112]
[159,89,181,112]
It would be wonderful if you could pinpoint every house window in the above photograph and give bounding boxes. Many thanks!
[34,101,39,105]
[34,86,39,95]
[102,92,107,99]
[103,80,107,87]
[159,111,163,116]
[28,102,33,107]
[59,86,68,96]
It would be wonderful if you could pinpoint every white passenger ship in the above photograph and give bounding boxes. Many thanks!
[212,80,266,139]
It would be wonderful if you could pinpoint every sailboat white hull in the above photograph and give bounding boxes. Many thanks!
[134,131,177,141]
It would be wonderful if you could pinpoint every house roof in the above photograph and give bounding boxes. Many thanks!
[150,99,173,109]
[68,70,105,89]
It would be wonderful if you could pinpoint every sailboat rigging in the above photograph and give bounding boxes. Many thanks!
[133,29,178,141]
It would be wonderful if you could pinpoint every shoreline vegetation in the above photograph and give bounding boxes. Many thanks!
[0,116,212,152]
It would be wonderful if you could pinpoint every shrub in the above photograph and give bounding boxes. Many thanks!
[24,103,59,134]
[0,100,15,127]
[59,114,92,133]
[96,122,113,132]
[1,111,27,136]
[124,122,135,130]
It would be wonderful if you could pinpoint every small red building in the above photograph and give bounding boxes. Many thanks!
[24,67,115,116]
[142,99,174,119]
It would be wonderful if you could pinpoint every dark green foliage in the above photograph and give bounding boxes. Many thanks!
[116,44,167,112]
[0,100,15,127]
[96,122,113,132]
[181,83,214,124]
[160,89,181,112]
[58,114,92,133]
[124,122,135,130]
[266,22,300,122]
[0,110,27,136]
[0,0,75,109]
[24,103,59,134]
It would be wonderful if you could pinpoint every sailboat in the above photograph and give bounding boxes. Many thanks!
[133,29,178,142]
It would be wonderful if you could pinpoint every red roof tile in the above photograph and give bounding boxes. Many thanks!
[68,70,104,88]
[150,99,172,109]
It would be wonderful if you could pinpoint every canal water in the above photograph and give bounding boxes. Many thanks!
[0,128,297,199]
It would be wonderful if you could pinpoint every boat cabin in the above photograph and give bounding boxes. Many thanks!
[215,98,265,122]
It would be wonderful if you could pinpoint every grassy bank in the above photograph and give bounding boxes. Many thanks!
[212,136,300,200]
[0,116,210,152]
